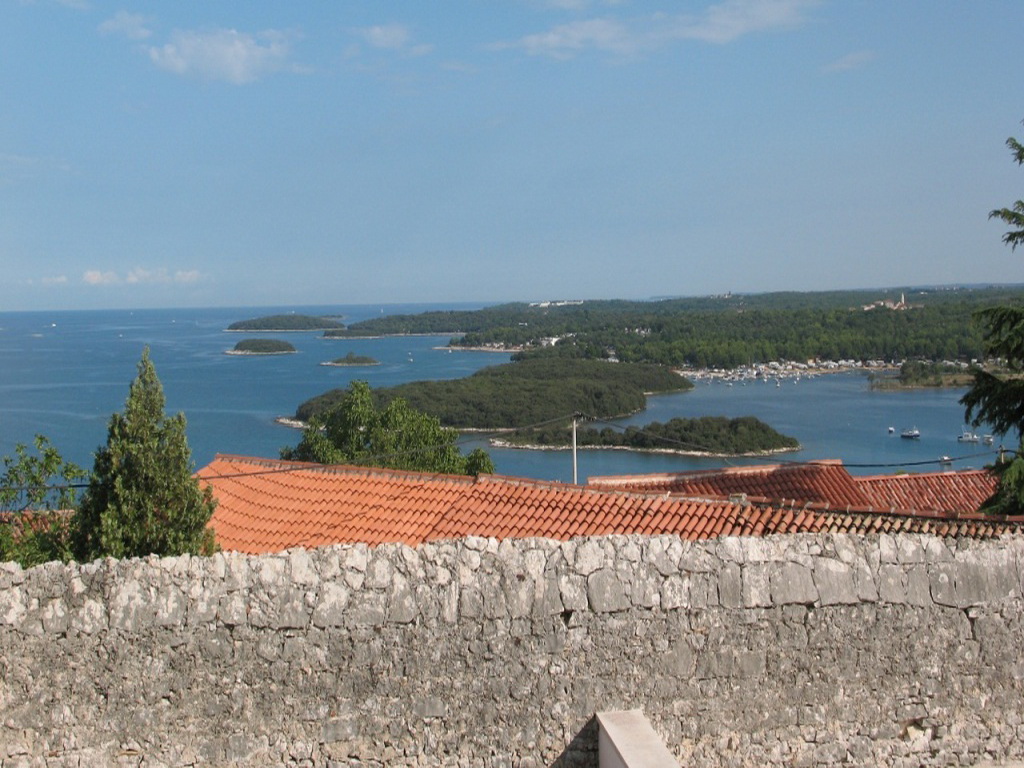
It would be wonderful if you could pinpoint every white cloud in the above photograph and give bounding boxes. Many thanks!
[500,0,818,58]
[98,11,152,40]
[174,270,201,284]
[83,270,119,286]
[350,24,433,57]
[670,0,819,44]
[502,18,636,58]
[83,268,202,286]
[823,50,876,73]
[126,267,202,284]
[42,275,69,286]
[361,24,411,50]
[148,28,293,84]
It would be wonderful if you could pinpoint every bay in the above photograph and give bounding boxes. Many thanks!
[0,304,1001,485]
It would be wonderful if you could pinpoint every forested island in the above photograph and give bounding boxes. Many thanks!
[228,314,345,332]
[500,416,800,456]
[295,359,692,429]
[869,360,979,389]
[227,339,296,355]
[321,352,379,367]
[319,286,1024,369]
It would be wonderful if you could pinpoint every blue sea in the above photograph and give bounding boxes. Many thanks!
[0,304,1000,484]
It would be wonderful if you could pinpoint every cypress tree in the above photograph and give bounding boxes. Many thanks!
[73,348,216,561]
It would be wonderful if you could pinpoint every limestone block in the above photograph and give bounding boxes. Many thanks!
[878,564,907,604]
[347,591,387,625]
[1,586,27,626]
[905,564,932,607]
[741,564,771,609]
[289,548,317,586]
[718,562,742,609]
[71,596,106,634]
[661,574,689,610]
[109,577,154,631]
[587,568,629,613]
[217,592,248,626]
[342,543,369,573]
[559,573,588,612]
[311,582,350,628]
[365,555,393,589]
[39,597,69,634]
[387,575,418,624]
[770,562,817,606]
[574,539,607,576]
[953,548,1020,607]
[814,558,859,606]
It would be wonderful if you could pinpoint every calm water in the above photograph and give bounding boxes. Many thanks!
[0,304,1002,484]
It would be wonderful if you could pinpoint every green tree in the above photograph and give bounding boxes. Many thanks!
[73,348,217,561]
[0,435,84,567]
[962,123,1024,514]
[990,126,1024,251]
[282,380,494,476]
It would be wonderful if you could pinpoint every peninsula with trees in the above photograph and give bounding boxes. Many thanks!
[316,286,1024,370]
[500,416,800,456]
[227,314,345,332]
[295,358,692,430]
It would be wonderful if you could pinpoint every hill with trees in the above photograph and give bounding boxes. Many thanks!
[318,286,1024,369]
[502,415,799,456]
[295,359,692,429]
[227,314,344,332]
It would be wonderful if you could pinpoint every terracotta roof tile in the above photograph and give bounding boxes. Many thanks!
[854,469,997,514]
[588,460,870,507]
[197,455,1024,555]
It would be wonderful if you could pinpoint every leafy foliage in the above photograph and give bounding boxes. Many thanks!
[73,348,217,561]
[282,380,494,476]
[296,359,692,429]
[505,416,799,455]
[228,314,344,331]
[989,127,1024,251]
[961,124,1024,515]
[1,435,85,513]
[0,435,84,567]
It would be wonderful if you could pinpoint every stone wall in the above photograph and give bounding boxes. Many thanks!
[2,533,1024,767]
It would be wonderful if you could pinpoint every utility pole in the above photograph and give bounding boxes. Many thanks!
[571,412,584,485]
[572,414,578,484]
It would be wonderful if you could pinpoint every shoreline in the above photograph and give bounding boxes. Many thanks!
[225,349,296,356]
[224,328,342,333]
[319,361,380,367]
[487,440,802,458]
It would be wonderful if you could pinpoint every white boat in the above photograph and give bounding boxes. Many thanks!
[983,434,995,445]
[958,428,979,443]
[900,427,921,440]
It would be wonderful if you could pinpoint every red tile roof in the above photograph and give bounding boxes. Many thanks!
[198,455,1022,555]
[588,461,999,516]
[854,469,996,514]
[588,461,867,506]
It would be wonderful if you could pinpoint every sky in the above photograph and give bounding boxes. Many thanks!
[2,1,1023,311]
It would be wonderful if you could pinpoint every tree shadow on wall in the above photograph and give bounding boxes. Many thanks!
[549,716,598,768]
